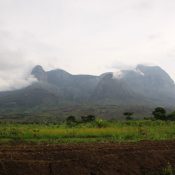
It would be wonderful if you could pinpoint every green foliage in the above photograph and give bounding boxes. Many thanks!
[94,119,109,128]
[152,107,167,120]
[138,125,148,137]
[123,112,134,120]
[66,116,77,127]
[32,129,40,138]
[81,115,96,123]
[162,163,174,175]
[0,120,174,143]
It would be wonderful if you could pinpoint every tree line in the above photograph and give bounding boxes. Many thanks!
[124,107,175,121]
[65,107,175,125]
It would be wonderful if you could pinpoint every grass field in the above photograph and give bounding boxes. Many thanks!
[0,120,174,143]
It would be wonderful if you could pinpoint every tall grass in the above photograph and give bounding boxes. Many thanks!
[0,120,174,143]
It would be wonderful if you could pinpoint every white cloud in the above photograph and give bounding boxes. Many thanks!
[0,72,37,91]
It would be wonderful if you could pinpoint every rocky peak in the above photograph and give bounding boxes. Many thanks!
[31,65,47,82]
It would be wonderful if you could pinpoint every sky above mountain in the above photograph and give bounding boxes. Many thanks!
[0,0,175,91]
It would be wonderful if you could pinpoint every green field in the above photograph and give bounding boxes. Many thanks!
[0,120,174,144]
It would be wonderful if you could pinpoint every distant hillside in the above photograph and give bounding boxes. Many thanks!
[0,64,175,122]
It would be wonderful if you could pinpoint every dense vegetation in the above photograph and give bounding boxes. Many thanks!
[0,119,174,144]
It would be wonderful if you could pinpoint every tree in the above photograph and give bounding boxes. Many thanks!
[66,116,76,125]
[123,112,134,120]
[152,107,166,120]
[81,115,96,123]
[87,115,96,122]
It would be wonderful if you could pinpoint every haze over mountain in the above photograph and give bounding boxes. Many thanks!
[0,64,174,108]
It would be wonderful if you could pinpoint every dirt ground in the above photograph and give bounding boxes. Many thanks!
[0,141,174,175]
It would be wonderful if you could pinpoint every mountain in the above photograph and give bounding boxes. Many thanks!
[0,64,175,121]
[111,65,175,105]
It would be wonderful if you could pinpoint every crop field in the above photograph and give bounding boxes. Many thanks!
[0,120,174,143]
[0,120,175,175]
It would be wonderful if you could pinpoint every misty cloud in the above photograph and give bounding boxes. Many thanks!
[0,32,38,91]
[0,73,37,92]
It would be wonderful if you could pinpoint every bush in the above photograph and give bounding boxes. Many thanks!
[123,112,134,120]
[66,116,77,127]
[152,107,167,120]
[81,115,96,123]
[94,119,108,128]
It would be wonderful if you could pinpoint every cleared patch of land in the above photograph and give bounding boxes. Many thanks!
[0,141,174,175]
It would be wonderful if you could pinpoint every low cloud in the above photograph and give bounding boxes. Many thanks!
[0,73,37,92]
[0,48,37,91]
[110,62,160,79]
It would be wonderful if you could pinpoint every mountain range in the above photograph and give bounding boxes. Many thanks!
[0,64,174,121]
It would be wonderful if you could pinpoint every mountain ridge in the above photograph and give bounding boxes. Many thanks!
[0,64,174,121]
[1,64,175,107]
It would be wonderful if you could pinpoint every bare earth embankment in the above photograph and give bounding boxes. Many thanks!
[0,141,174,175]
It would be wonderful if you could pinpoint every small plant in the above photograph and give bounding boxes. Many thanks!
[9,128,19,138]
[8,128,23,143]
[162,162,174,175]
[95,119,108,128]
[138,124,148,137]
[32,129,40,138]
[0,128,7,138]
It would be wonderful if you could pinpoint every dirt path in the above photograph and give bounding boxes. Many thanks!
[0,141,174,175]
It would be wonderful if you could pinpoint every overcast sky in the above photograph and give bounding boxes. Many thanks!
[0,0,175,90]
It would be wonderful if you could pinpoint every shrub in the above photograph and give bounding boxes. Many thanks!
[66,116,77,127]
[162,162,174,175]
[32,129,40,138]
[94,119,108,128]
[124,112,134,120]
[81,115,96,123]
[152,107,167,120]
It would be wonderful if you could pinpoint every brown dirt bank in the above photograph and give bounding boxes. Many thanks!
[0,141,174,175]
